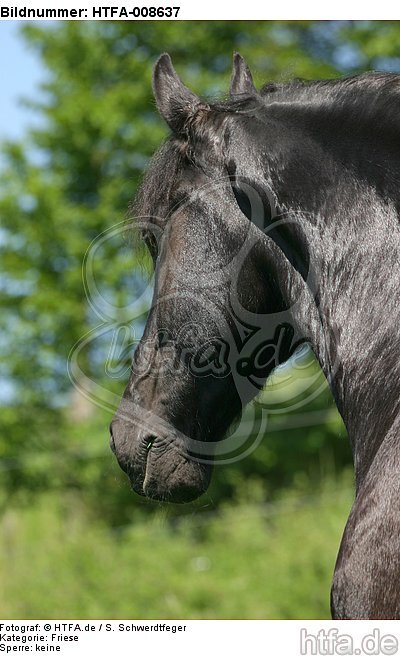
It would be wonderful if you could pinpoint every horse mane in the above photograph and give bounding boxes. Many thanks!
[215,70,400,108]
[212,71,400,139]
[260,71,400,96]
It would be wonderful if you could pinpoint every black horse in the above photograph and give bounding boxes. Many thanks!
[110,53,400,619]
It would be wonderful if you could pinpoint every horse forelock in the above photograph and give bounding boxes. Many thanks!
[129,139,186,227]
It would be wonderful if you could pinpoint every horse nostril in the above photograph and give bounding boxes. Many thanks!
[109,423,116,454]
[145,435,157,452]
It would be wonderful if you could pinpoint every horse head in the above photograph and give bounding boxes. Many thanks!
[110,54,302,502]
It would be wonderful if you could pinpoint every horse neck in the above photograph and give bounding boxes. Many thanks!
[256,91,400,484]
[285,182,400,485]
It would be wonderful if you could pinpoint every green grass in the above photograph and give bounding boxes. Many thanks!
[0,477,353,619]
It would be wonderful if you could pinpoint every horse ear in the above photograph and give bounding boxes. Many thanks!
[153,53,203,134]
[230,52,257,96]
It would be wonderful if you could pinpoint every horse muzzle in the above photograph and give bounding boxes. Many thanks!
[110,418,212,503]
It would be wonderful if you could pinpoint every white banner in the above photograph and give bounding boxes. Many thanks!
[0,0,399,20]
[1,620,400,656]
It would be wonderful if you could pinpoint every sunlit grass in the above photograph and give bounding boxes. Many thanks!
[0,475,353,619]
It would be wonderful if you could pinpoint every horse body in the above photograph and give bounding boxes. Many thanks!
[111,54,400,618]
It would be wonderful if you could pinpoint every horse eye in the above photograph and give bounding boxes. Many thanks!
[231,181,273,230]
[232,185,252,220]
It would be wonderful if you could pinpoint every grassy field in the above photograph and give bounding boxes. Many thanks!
[0,475,354,619]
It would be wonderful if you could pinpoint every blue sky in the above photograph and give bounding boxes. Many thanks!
[0,22,45,142]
